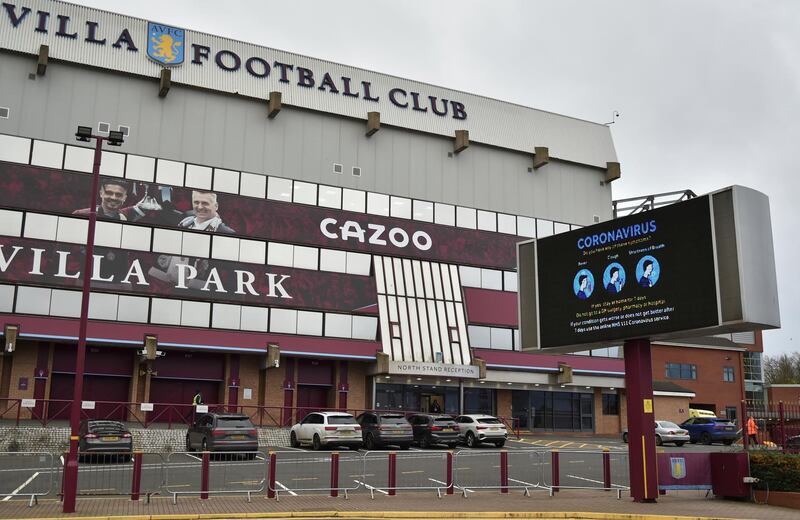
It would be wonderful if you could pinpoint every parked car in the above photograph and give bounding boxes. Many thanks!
[408,414,460,449]
[186,413,259,455]
[78,420,133,461]
[786,435,800,451]
[622,421,690,446]
[454,414,507,448]
[356,412,413,450]
[688,408,717,419]
[680,417,738,445]
[290,412,362,450]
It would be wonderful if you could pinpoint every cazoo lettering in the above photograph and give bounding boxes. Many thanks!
[320,218,432,251]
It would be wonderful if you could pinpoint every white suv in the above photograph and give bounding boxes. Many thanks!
[289,412,362,450]
[455,414,508,448]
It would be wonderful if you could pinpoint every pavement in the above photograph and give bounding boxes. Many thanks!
[0,489,796,520]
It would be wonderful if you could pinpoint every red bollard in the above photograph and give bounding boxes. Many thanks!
[500,450,509,494]
[551,450,560,493]
[330,451,339,498]
[388,451,397,496]
[602,448,611,490]
[200,451,210,500]
[131,451,143,501]
[446,451,454,495]
[267,451,277,499]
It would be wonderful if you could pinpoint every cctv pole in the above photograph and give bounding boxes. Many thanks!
[62,133,109,513]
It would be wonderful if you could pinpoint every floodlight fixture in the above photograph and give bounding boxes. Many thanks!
[75,126,92,142]
[107,130,124,146]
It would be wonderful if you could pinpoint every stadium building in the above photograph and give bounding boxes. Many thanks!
[0,0,759,433]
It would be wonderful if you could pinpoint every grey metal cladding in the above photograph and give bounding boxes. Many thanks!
[0,52,612,224]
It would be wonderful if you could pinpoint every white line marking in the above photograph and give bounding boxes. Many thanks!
[565,474,627,488]
[567,460,585,464]
[354,479,388,494]
[509,477,537,487]
[184,453,202,461]
[429,477,471,493]
[1,472,39,501]
[274,480,298,496]
[59,456,64,466]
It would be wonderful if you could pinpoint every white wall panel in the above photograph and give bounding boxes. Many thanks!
[0,209,23,237]
[0,135,29,163]
[0,284,14,313]
[31,140,64,168]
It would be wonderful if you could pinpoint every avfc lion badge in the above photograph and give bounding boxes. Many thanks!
[670,457,686,479]
[147,22,185,66]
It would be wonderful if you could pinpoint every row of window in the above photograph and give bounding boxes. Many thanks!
[0,208,372,276]
[664,362,736,382]
[0,284,378,340]
[0,133,582,238]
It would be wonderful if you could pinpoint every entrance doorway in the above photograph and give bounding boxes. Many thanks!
[296,385,330,422]
[421,393,445,413]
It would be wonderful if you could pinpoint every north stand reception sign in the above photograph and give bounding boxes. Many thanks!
[518,185,781,352]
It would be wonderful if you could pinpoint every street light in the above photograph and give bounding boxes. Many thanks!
[62,125,124,514]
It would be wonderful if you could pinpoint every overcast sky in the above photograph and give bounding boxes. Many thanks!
[77,0,800,357]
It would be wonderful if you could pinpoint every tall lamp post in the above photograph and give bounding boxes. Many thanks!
[62,126,124,514]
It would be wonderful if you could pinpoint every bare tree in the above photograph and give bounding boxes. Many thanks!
[763,352,800,384]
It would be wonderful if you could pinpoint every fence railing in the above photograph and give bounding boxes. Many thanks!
[0,452,54,507]
[743,400,800,451]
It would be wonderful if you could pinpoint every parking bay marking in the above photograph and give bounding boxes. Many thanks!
[1,472,39,502]
[353,480,388,495]
[274,481,298,496]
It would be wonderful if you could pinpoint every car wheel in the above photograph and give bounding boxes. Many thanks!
[723,440,734,446]
[622,432,628,443]
[655,435,663,446]
[466,432,478,448]
[365,433,375,450]
[290,432,300,448]
[185,435,193,452]
[494,441,505,448]
[201,438,208,452]
[675,441,685,447]
[701,433,712,445]
[312,434,322,451]
[420,436,431,449]
[689,439,697,444]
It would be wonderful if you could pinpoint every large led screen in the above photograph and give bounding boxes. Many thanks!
[534,196,720,348]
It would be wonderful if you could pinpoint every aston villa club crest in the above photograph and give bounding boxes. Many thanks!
[670,457,686,479]
[147,22,185,66]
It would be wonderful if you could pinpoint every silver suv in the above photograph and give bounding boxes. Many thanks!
[455,414,508,448]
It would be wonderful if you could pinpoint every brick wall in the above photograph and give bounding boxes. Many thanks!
[653,395,691,425]
[619,391,628,429]
[237,355,261,408]
[594,389,622,435]
[264,365,285,426]
[6,340,40,419]
[347,361,369,412]
[651,345,743,415]
[767,386,800,406]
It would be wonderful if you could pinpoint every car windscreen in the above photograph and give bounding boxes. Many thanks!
[328,416,357,425]
[658,421,681,429]
[434,417,455,424]
[88,421,126,433]
[477,418,502,425]
[379,415,408,424]
[216,417,254,428]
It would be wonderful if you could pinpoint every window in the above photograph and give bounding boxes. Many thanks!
[602,394,619,415]
[665,362,697,380]
[723,367,735,382]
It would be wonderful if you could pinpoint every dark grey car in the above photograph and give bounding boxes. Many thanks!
[356,412,413,450]
[78,420,133,461]
[408,414,460,449]
[186,413,258,455]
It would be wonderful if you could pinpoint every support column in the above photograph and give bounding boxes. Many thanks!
[623,338,658,503]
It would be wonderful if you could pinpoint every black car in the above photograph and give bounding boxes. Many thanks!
[186,413,259,455]
[787,435,800,451]
[356,412,413,450]
[78,420,133,461]
[408,414,459,449]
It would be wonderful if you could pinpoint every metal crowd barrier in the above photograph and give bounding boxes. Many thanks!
[75,451,164,502]
[164,451,264,503]
[362,450,451,498]
[454,449,546,496]
[267,450,361,501]
[0,452,54,506]
[543,449,629,499]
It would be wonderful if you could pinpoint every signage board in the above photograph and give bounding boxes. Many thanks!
[81,401,96,410]
[387,360,480,379]
[21,398,36,408]
[140,402,154,412]
[195,405,208,413]
[518,186,780,352]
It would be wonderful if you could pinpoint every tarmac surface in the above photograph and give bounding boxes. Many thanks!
[0,489,796,520]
